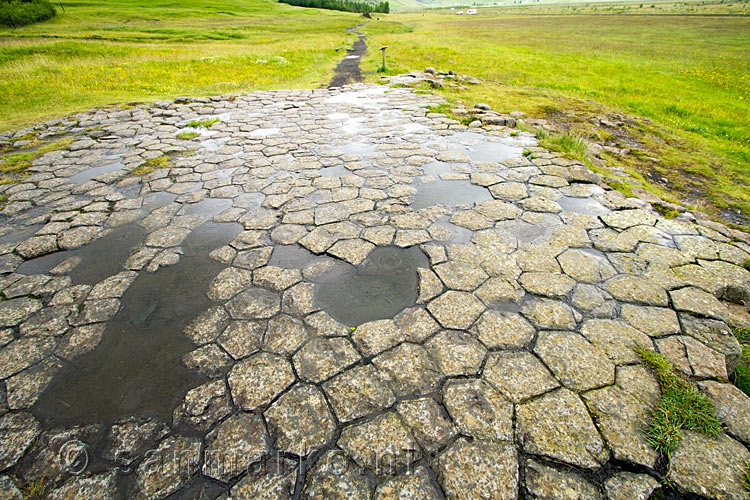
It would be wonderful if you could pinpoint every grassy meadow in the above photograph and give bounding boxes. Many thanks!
[0,0,363,130]
[361,7,750,225]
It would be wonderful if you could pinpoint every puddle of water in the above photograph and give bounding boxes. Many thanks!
[69,161,124,185]
[496,220,550,244]
[326,141,376,156]
[200,137,230,152]
[16,224,147,285]
[314,246,428,326]
[143,192,178,211]
[430,221,473,244]
[558,196,610,216]
[249,128,281,138]
[325,87,387,108]
[422,161,452,177]
[412,180,492,210]
[268,245,317,269]
[448,131,524,163]
[179,198,232,217]
[0,223,43,245]
[182,221,242,256]
[401,122,430,134]
[33,222,241,428]
[319,165,349,177]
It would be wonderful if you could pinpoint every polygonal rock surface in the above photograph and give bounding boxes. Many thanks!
[231,457,297,500]
[135,435,201,500]
[396,397,456,453]
[226,288,281,319]
[302,450,373,500]
[228,352,295,410]
[582,386,658,467]
[427,291,485,329]
[434,261,488,291]
[521,298,577,330]
[323,364,396,423]
[698,381,750,445]
[579,319,653,364]
[604,472,660,500]
[516,388,609,469]
[373,465,442,500]
[620,305,680,337]
[484,351,559,403]
[352,319,406,357]
[604,276,668,306]
[372,343,443,398]
[443,379,513,442]
[438,438,518,500]
[524,460,602,499]
[293,336,360,383]
[0,412,40,471]
[338,412,421,475]
[534,331,614,392]
[265,384,336,457]
[48,472,119,500]
[670,431,750,499]
[202,413,268,482]
[670,286,731,321]
[475,310,535,349]
[425,330,486,376]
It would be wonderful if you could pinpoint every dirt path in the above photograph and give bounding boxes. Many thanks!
[328,23,368,88]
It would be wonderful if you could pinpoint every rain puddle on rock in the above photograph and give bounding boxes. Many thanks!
[319,165,349,177]
[326,141,376,157]
[69,161,124,185]
[315,246,428,326]
[430,220,473,244]
[249,128,280,138]
[558,196,610,216]
[0,223,43,245]
[412,179,492,210]
[268,245,317,269]
[447,131,524,163]
[33,221,241,428]
[16,224,146,285]
[422,161,452,177]
[496,220,551,244]
[179,198,232,216]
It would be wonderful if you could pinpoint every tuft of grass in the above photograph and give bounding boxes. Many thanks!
[652,202,679,219]
[743,259,750,272]
[540,132,589,163]
[729,326,750,397]
[743,462,750,495]
[17,477,49,500]
[0,136,73,183]
[176,131,200,140]
[535,126,549,140]
[186,118,220,128]
[635,346,722,455]
[131,155,171,176]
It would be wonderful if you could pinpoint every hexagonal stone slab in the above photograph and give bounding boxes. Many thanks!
[534,331,615,392]
[604,276,668,306]
[620,304,680,337]
[302,450,373,500]
[475,311,535,349]
[373,465,442,500]
[582,386,658,468]
[226,288,281,319]
[373,343,444,398]
[228,352,295,410]
[698,381,750,445]
[425,330,487,376]
[136,436,201,500]
[338,412,421,475]
[203,413,268,482]
[438,438,518,500]
[519,272,575,298]
[521,298,577,330]
[443,379,513,442]
[524,460,602,499]
[670,286,731,322]
[323,364,396,423]
[293,337,360,383]
[265,384,336,457]
[352,319,407,357]
[516,388,608,469]
[604,472,659,500]
[580,319,653,364]
[396,397,456,453]
[0,412,40,471]
[670,431,750,499]
[433,261,488,291]
[427,291,485,329]
[557,248,616,283]
[483,351,559,403]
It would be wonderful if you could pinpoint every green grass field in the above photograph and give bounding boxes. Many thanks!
[0,0,362,130]
[362,8,750,225]
[1,0,748,226]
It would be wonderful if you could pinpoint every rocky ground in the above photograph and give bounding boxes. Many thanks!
[0,82,749,499]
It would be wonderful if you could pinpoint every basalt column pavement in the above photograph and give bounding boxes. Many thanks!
[0,84,749,499]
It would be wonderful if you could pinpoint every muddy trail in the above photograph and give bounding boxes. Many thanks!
[329,23,368,88]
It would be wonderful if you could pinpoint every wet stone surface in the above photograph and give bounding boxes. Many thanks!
[0,82,748,499]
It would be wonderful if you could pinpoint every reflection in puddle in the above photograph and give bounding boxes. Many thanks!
[0,224,43,245]
[268,245,316,269]
[16,224,147,285]
[69,161,124,185]
[315,246,428,326]
[249,128,280,138]
[412,180,492,210]
[33,222,241,427]
[447,131,525,163]
[558,196,609,216]
[430,221,473,244]
[422,161,452,177]
[319,165,349,177]
[326,141,376,156]
[180,198,232,217]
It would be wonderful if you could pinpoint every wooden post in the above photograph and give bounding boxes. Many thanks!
[380,46,388,70]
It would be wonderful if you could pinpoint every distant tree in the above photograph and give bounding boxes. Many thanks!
[0,0,56,27]
[278,0,389,13]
